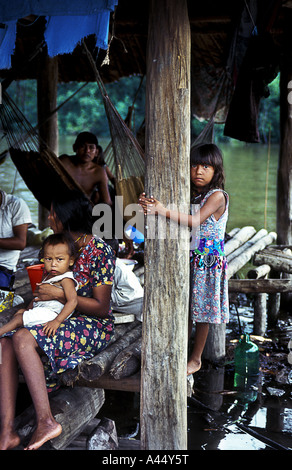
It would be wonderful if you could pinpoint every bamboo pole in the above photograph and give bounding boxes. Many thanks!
[227,231,277,279]
[225,226,256,257]
[247,264,271,279]
[227,229,268,263]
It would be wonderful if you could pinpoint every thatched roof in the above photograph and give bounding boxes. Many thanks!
[0,0,286,85]
[0,0,290,141]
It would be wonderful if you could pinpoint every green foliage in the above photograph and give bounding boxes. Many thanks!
[8,75,146,139]
[7,73,279,144]
[57,76,145,137]
[258,74,280,144]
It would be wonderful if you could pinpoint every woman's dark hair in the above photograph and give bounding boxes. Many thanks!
[95,145,106,166]
[40,232,78,262]
[52,190,94,233]
[190,143,225,198]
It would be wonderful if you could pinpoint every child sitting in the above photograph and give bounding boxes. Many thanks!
[0,233,78,338]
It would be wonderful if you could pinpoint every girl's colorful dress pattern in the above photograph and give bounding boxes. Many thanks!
[190,189,229,324]
[3,236,115,391]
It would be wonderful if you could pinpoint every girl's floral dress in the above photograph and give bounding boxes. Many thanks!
[190,189,229,324]
[3,236,115,391]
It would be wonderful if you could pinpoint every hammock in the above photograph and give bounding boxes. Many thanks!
[83,42,145,218]
[0,48,213,218]
[0,89,85,209]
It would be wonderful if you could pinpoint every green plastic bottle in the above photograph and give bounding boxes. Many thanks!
[234,334,259,395]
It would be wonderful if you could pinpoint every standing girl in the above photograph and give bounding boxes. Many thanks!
[139,143,229,375]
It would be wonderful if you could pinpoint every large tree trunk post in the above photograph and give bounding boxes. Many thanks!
[278,11,292,306]
[279,31,292,245]
[140,0,191,450]
[37,54,59,229]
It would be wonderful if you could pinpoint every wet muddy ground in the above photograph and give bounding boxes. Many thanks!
[13,286,291,451]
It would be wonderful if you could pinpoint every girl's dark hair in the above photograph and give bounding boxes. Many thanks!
[190,143,225,198]
[40,232,77,261]
[52,190,93,233]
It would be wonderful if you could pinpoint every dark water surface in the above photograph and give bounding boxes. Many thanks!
[0,140,278,234]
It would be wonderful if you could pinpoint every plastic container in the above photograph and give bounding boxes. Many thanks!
[234,334,259,403]
[26,264,44,292]
[124,224,144,244]
[234,334,259,379]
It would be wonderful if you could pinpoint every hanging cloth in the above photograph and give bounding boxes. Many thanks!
[0,0,118,69]
[0,21,17,69]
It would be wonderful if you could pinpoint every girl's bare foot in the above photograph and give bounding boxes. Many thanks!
[187,358,201,375]
[0,430,21,450]
[24,419,62,450]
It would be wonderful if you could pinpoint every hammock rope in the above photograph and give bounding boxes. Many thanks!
[82,41,145,217]
[0,90,85,209]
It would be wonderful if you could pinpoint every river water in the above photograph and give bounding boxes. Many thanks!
[0,140,278,233]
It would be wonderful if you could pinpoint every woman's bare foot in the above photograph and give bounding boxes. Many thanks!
[187,358,201,375]
[0,430,21,450]
[24,419,62,450]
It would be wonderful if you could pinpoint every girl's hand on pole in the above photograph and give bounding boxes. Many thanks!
[138,192,162,215]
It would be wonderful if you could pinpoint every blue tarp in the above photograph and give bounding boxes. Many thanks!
[0,0,118,69]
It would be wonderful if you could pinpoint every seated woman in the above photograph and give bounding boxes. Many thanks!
[0,191,115,451]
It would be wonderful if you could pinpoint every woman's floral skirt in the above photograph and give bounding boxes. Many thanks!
[190,252,229,324]
[3,315,114,391]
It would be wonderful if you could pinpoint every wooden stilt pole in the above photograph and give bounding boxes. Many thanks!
[278,12,292,307]
[37,54,58,229]
[140,0,190,450]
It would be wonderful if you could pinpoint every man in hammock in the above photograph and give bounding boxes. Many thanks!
[59,132,113,206]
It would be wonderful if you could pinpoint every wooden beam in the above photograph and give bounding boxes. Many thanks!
[253,250,292,274]
[141,0,190,451]
[75,372,141,393]
[228,279,292,293]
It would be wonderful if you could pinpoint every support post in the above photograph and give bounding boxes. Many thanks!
[37,54,58,229]
[278,12,292,306]
[141,0,190,450]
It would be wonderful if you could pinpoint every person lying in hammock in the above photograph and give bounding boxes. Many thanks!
[59,132,113,206]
